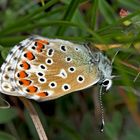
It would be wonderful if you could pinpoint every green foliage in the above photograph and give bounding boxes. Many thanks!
[0,0,140,140]
[0,108,17,124]
[105,112,123,140]
[98,0,117,24]
[0,131,16,140]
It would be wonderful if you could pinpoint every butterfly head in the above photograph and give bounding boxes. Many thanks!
[92,52,113,91]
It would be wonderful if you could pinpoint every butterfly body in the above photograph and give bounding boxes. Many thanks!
[0,36,112,101]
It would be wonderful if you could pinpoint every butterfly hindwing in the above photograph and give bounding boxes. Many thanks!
[0,38,33,96]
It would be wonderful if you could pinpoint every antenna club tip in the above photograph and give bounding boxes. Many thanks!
[100,120,105,133]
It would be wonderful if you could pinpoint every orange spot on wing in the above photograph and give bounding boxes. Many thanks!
[36,40,49,52]
[22,61,30,70]
[27,86,38,93]
[36,46,42,52]
[40,40,49,45]
[19,79,31,86]
[37,92,48,97]
[25,51,35,60]
[18,71,28,78]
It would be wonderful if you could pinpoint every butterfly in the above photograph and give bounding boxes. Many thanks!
[0,35,113,102]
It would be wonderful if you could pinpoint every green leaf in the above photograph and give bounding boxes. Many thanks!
[50,118,82,140]
[0,131,16,140]
[98,0,116,24]
[118,0,140,10]
[123,126,140,140]
[0,108,18,123]
[0,0,59,36]
[105,112,122,140]
[0,36,26,46]
[80,113,95,139]
[56,0,83,35]
[1,47,11,59]
[0,45,4,51]
[90,0,99,29]
[0,21,78,36]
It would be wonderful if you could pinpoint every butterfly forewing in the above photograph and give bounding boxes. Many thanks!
[0,36,100,101]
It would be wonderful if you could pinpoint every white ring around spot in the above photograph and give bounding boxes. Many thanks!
[49,81,57,88]
[45,58,54,65]
[62,84,71,91]
[77,75,85,83]
[68,66,76,73]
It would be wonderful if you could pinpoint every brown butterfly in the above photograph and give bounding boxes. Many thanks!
[0,35,112,102]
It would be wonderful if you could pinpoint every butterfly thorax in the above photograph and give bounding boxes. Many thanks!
[87,48,112,80]
[94,52,112,90]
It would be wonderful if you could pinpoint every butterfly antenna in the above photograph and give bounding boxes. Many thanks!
[99,86,105,132]
[0,95,10,109]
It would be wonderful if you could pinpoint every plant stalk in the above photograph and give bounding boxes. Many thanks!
[19,97,48,140]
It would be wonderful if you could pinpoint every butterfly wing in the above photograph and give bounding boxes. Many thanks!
[0,38,32,97]
[0,36,100,101]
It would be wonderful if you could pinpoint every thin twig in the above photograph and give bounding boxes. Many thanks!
[19,97,48,140]
[94,44,122,50]
[120,61,140,81]
[120,60,140,72]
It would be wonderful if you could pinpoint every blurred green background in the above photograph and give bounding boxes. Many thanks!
[0,0,140,140]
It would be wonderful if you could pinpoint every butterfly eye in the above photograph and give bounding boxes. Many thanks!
[102,80,109,86]
[102,79,112,90]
